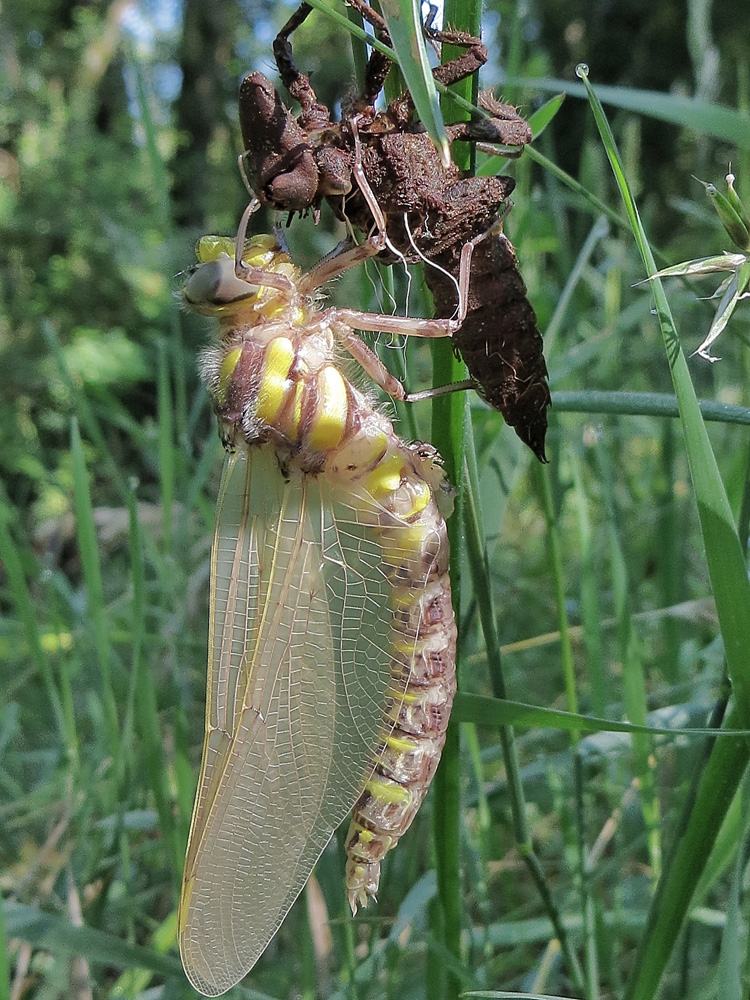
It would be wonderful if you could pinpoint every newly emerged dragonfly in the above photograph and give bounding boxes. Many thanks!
[179,221,460,995]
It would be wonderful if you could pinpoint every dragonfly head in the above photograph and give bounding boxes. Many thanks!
[183,234,299,316]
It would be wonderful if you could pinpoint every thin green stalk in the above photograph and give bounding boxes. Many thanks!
[0,864,9,1000]
[463,434,584,993]
[70,418,121,773]
[0,502,67,744]
[345,3,368,93]
[595,443,661,880]
[129,49,188,454]
[158,340,174,555]
[524,145,631,233]
[127,487,180,878]
[580,67,750,719]
[461,719,493,954]
[120,491,141,785]
[544,216,609,360]
[738,441,750,562]
[658,421,682,679]
[534,463,579,737]
[571,453,607,718]
[576,66,750,999]
[576,754,601,1000]
[430,324,466,1000]
[552,389,750,424]
[428,0,484,991]
[501,0,525,107]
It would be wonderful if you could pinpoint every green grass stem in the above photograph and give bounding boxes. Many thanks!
[578,64,750,998]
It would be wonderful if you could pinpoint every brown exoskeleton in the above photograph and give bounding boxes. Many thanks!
[238,0,551,462]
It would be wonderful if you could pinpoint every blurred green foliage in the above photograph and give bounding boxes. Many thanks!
[2,0,750,998]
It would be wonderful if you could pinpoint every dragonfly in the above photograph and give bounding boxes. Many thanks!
[178,212,460,995]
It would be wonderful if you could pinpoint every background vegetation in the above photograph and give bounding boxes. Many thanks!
[2,0,750,998]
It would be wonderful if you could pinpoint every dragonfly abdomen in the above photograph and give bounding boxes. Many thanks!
[342,449,456,912]
[209,290,457,913]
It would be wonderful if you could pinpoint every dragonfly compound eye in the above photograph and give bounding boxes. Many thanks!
[183,257,260,308]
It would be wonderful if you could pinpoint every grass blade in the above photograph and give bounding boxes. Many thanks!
[576,64,750,998]
[0,500,66,740]
[551,389,750,424]
[3,901,182,982]
[379,0,450,166]
[70,418,121,771]
[504,76,750,147]
[428,0,482,993]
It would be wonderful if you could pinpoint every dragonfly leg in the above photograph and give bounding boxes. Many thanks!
[330,208,497,339]
[299,235,386,293]
[404,379,478,402]
[334,326,406,400]
[334,326,483,405]
[231,198,296,295]
[332,306,457,339]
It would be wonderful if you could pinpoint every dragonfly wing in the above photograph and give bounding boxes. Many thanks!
[180,445,395,996]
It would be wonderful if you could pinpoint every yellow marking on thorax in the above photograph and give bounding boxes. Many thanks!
[195,235,236,262]
[255,338,295,424]
[307,366,347,451]
[196,233,280,266]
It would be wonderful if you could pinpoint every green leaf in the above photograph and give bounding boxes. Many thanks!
[576,64,750,1000]
[527,93,565,138]
[3,901,182,980]
[504,76,750,148]
[378,0,450,167]
[453,693,749,739]
[647,252,748,278]
[693,260,750,361]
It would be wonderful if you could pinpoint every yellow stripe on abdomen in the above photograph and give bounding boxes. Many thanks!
[306,366,348,451]
[255,338,295,423]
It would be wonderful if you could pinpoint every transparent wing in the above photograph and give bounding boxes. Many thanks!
[179,445,398,996]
